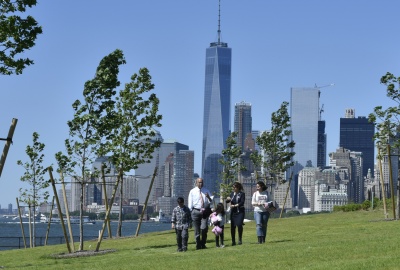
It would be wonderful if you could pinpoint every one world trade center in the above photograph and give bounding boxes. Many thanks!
[201,1,231,194]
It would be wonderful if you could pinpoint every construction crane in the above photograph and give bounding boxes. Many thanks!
[319,104,324,120]
[314,83,335,88]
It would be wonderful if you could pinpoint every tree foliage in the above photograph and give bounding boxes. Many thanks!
[368,71,400,219]
[106,66,162,174]
[64,49,125,250]
[17,132,48,247]
[219,132,245,199]
[0,0,42,75]
[105,66,162,237]
[66,49,125,182]
[256,101,295,184]
[368,72,400,155]
[17,132,49,207]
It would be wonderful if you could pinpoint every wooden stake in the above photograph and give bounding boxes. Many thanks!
[0,118,18,177]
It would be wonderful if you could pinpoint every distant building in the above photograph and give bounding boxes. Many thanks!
[234,101,252,150]
[329,147,364,203]
[289,87,321,207]
[340,108,374,179]
[314,182,348,212]
[174,150,194,198]
[201,9,232,195]
[317,120,327,168]
[297,167,319,209]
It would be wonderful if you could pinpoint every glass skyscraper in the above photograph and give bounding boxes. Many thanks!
[290,87,320,170]
[290,87,321,206]
[201,10,232,194]
[234,101,252,150]
[339,108,375,178]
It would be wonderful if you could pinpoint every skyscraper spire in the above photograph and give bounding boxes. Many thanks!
[218,0,221,44]
[210,0,227,48]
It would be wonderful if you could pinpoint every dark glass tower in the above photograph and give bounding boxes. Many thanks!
[317,120,327,168]
[234,101,252,150]
[201,2,232,194]
[339,108,375,178]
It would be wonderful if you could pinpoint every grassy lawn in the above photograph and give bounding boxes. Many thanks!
[0,210,399,269]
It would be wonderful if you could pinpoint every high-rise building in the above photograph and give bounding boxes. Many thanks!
[234,101,252,150]
[340,108,374,178]
[297,166,319,209]
[290,87,320,170]
[201,3,231,194]
[289,87,321,206]
[317,120,327,168]
[329,147,364,203]
[174,150,194,198]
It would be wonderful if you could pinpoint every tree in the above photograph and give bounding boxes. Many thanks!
[105,66,162,237]
[65,49,125,250]
[255,101,295,193]
[368,71,400,219]
[0,0,42,75]
[17,132,49,247]
[219,132,245,202]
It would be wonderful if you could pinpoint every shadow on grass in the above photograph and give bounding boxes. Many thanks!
[268,239,293,244]
[132,244,176,250]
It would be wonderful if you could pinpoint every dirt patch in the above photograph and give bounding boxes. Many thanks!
[50,249,116,259]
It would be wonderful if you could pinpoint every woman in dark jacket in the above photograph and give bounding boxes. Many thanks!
[226,181,245,245]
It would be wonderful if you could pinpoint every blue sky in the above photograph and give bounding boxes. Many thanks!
[1,0,399,207]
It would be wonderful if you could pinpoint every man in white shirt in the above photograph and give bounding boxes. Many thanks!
[188,177,212,249]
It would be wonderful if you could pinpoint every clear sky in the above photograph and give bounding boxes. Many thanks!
[1,0,399,207]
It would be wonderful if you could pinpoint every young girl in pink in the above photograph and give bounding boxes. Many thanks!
[210,203,225,248]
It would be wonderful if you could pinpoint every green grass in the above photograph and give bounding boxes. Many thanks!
[1,210,399,269]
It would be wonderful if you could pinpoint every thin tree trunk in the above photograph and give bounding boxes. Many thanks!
[136,167,158,237]
[117,176,123,237]
[280,172,293,218]
[378,147,388,219]
[45,196,55,246]
[96,169,123,251]
[48,167,71,253]
[387,145,396,219]
[61,175,75,251]
[16,197,27,248]
[101,166,112,238]
[28,204,32,248]
[79,181,84,251]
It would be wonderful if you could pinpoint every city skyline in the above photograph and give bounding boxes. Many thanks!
[1,1,400,206]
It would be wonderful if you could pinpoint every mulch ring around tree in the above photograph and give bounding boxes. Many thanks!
[50,249,116,259]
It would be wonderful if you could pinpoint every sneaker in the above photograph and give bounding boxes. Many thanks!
[232,242,236,246]
[238,240,242,245]
[182,248,187,252]
[220,245,225,248]
[177,248,183,252]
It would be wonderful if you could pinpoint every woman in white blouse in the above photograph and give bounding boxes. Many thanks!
[251,181,269,244]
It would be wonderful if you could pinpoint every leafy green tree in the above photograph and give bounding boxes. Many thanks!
[368,71,400,219]
[105,66,162,237]
[219,132,245,201]
[65,49,125,250]
[0,0,42,75]
[17,132,48,247]
[255,101,295,192]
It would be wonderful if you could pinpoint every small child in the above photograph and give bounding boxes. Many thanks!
[210,202,225,248]
[171,197,192,252]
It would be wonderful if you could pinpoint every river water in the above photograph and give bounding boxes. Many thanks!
[0,217,171,251]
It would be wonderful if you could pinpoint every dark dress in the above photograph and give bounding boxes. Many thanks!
[229,191,245,226]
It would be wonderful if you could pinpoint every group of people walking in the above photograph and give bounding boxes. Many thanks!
[171,177,272,252]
